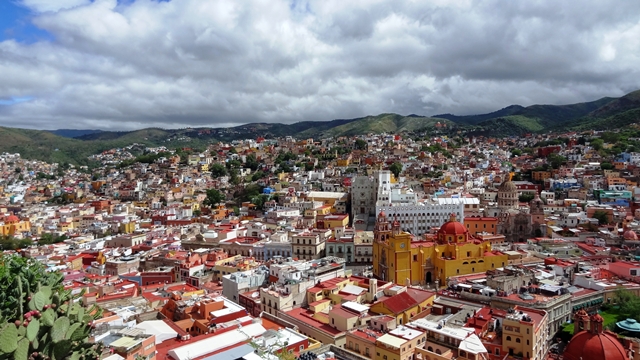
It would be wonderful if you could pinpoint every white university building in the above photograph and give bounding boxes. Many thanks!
[352,170,465,236]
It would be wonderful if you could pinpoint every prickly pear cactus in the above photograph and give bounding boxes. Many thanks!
[0,274,104,360]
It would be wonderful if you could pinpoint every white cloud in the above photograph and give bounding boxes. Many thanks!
[1,0,640,130]
[20,0,91,13]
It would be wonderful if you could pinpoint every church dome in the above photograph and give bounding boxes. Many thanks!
[437,214,467,236]
[499,180,517,192]
[563,312,628,360]
[623,229,638,240]
[563,330,628,360]
[5,215,19,223]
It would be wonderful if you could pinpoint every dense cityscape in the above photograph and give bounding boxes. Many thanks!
[1,128,640,360]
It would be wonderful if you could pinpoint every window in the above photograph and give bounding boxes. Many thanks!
[506,336,511,341]
[299,345,304,351]
[413,255,418,261]
[632,270,638,276]
[495,349,500,355]
[355,344,359,352]
[349,341,353,349]
[516,338,521,343]
[527,340,530,345]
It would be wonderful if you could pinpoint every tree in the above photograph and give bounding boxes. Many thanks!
[210,164,227,178]
[251,171,265,182]
[229,169,240,185]
[511,149,522,157]
[279,163,292,173]
[614,288,640,331]
[0,255,104,359]
[203,189,224,207]
[519,193,535,203]
[245,154,259,172]
[354,139,367,150]
[592,210,609,225]
[38,233,68,245]
[0,236,32,250]
[600,162,614,170]
[591,138,604,151]
[226,159,242,169]
[547,153,567,169]
[389,162,403,178]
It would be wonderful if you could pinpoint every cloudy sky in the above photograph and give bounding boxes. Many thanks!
[1,0,639,130]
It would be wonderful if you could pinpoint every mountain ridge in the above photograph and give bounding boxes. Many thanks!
[3,89,639,165]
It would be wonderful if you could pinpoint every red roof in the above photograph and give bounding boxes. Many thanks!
[438,216,468,236]
[405,288,436,304]
[380,291,419,314]
[563,330,629,360]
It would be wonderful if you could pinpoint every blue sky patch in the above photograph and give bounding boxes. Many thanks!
[0,1,53,43]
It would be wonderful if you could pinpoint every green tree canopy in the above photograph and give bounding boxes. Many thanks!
[519,193,535,203]
[203,189,224,207]
[244,154,259,172]
[389,162,403,178]
[615,288,640,325]
[354,139,367,150]
[210,163,227,178]
[600,162,614,170]
[592,210,609,225]
[251,171,265,182]
[547,153,567,169]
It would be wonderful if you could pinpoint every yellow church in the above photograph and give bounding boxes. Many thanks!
[372,211,508,286]
[0,213,31,237]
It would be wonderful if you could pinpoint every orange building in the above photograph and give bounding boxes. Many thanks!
[464,217,498,235]
[160,293,249,337]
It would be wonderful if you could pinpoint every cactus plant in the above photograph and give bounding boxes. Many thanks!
[0,255,104,360]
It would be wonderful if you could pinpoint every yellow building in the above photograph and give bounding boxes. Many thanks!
[369,288,435,325]
[373,212,508,286]
[336,157,351,167]
[502,306,548,359]
[119,222,136,234]
[532,171,552,182]
[0,214,31,236]
[319,214,349,229]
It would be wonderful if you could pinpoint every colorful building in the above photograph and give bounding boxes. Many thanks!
[464,217,499,235]
[0,214,31,236]
[373,212,508,285]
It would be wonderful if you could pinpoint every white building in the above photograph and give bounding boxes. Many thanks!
[352,170,466,236]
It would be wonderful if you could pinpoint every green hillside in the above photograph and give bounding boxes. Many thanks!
[0,126,210,166]
[589,90,640,118]
[316,113,453,137]
[434,105,525,125]
[464,96,622,136]
[2,89,640,164]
